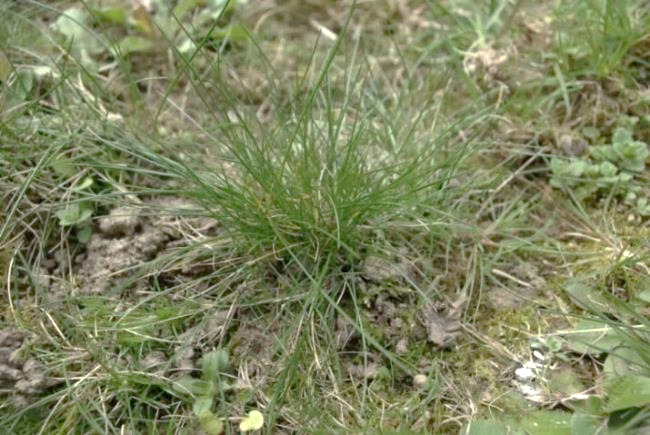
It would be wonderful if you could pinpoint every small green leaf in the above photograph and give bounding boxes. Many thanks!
[604,375,650,412]
[200,414,224,435]
[93,7,127,25]
[239,410,264,432]
[636,197,650,216]
[51,7,103,55]
[14,70,34,100]
[50,157,77,177]
[52,7,87,41]
[563,319,623,355]
[617,115,639,130]
[201,349,229,381]
[563,280,611,313]
[597,161,618,177]
[548,367,585,397]
[462,419,508,435]
[72,177,94,191]
[617,172,632,182]
[192,396,214,418]
[210,24,249,41]
[578,396,605,415]
[590,145,617,162]
[604,346,648,379]
[612,127,634,147]
[173,0,202,19]
[611,127,648,172]
[549,157,587,188]
[172,376,213,396]
[570,413,602,435]
[111,36,155,56]
[637,289,650,303]
[76,225,93,244]
[56,203,93,226]
[581,126,600,141]
[517,410,572,435]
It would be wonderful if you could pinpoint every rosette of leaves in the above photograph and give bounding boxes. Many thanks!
[549,126,649,210]
[549,157,633,199]
[590,127,648,173]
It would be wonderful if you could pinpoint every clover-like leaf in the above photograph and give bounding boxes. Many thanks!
[597,161,618,177]
[612,127,648,172]
[56,203,93,226]
[590,145,617,163]
[50,7,104,67]
[549,157,587,188]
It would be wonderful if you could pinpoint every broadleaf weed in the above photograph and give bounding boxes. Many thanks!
[549,124,649,210]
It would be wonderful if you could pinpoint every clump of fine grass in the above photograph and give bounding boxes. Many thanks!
[115,29,490,278]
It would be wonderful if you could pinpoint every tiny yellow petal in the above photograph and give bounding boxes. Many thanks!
[239,410,264,432]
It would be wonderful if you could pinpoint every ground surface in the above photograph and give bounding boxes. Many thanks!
[1,1,649,434]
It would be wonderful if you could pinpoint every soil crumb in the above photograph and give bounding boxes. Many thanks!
[74,213,170,294]
[47,199,219,296]
[0,329,56,406]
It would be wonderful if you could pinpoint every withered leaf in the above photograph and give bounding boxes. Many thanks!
[419,297,467,348]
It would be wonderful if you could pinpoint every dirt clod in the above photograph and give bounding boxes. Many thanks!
[75,224,170,294]
[0,329,53,405]
[98,206,141,237]
[362,256,404,282]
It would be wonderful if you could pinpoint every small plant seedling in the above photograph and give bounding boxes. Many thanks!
[549,125,649,212]
[172,349,232,434]
[590,127,649,173]
[55,177,96,243]
[56,203,93,227]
